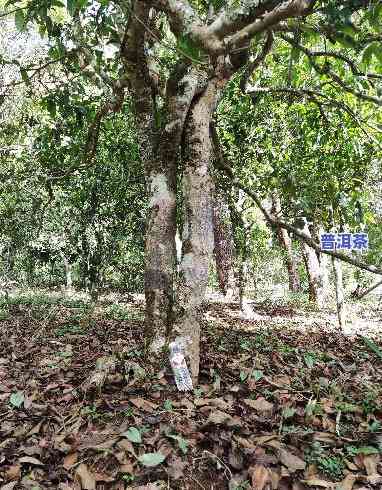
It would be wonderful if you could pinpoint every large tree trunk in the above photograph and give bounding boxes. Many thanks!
[144,164,177,350]
[299,220,324,307]
[144,68,198,352]
[212,189,238,299]
[332,256,346,329]
[172,78,222,382]
[271,195,300,292]
[122,8,199,351]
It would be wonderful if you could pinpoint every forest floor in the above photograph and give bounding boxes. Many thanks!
[0,290,382,490]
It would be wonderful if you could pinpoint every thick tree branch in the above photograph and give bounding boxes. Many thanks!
[227,0,310,53]
[149,0,311,56]
[148,0,222,54]
[209,1,281,39]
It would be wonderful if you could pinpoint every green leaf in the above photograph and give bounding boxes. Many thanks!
[19,67,29,85]
[371,41,382,64]
[291,47,301,63]
[167,434,188,454]
[304,354,315,368]
[177,437,188,454]
[360,335,382,361]
[138,452,166,467]
[240,370,248,382]
[46,98,56,117]
[177,34,204,63]
[163,399,173,411]
[337,23,357,37]
[282,407,296,419]
[361,41,382,68]
[209,0,224,11]
[251,369,263,381]
[10,391,24,408]
[5,0,23,7]
[123,427,142,444]
[336,402,362,414]
[369,4,382,31]
[66,0,76,16]
[14,9,25,31]
[335,34,357,49]
[349,446,379,455]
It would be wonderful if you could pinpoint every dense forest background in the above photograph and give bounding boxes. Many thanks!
[1,0,382,489]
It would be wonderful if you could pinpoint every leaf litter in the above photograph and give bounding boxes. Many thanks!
[0,295,381,489]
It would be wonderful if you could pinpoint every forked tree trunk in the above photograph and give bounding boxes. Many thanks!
[300,220,324,307]
[332,256,346,329]
[271,195,300,292]
[173,79,222,382]
[212,190,238,299]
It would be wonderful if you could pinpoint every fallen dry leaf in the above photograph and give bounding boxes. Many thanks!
[78,430,119,451]
[206,409,234,425]
[196,397,231,410]
[362,454,380,476]
[249,464,271,490]
[4,464,20,480]
[129,397,158,412]
[94,472,115,482]
[292,483,307,490]
[1,482,18,490]
[58,484,75,490]
[312,432,337,445]
[75,463,96,490]
[63,452,78,470]
[253,434,279,446]
[18,456,44,466]
[279,448,306,473]
[117,438,137,457]
[344,459,358,471]
[167,456,186,480]
[338,473,358,490]
[269,469,280,489]
[119,462,134,474]
[365,474,382,485]
[302,479,334,488]
[244,397,274,413]
[26,421,43,436]
[234,435,256,448]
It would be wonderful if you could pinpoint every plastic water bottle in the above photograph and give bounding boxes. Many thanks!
[169,340,193,391]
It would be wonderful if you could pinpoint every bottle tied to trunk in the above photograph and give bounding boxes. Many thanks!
[169,339,193,391]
